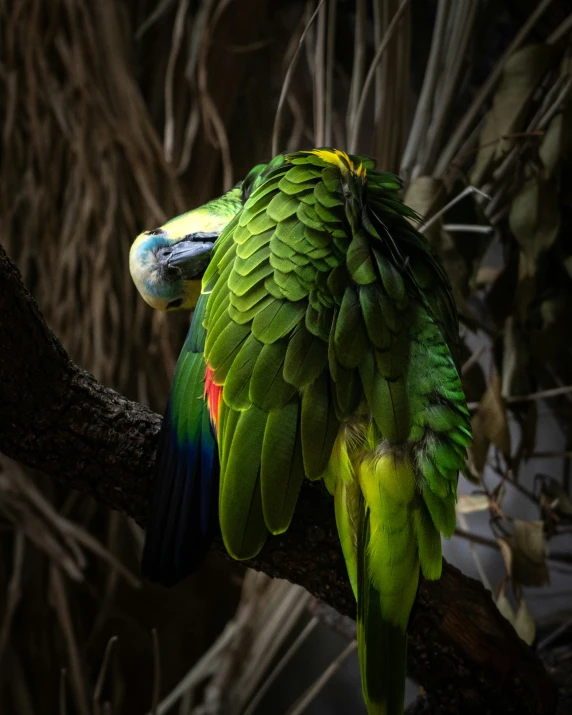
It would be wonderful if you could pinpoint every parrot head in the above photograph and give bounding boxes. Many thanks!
[130,163,271,311]
[129,201,238,312]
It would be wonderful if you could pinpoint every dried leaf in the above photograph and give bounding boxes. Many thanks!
[539,113,564,179]
[514,598,536,645]
[512,403,537,470]
[468,373,511,477]
[405,178,471,308]
[539,477,572,518]
[475,266,501,286]
[529,296,572,365]
[501,316,531,398]
[443,183,494,296]
[539,55,572,179]
[491,483,506,508]
[496,590,536,645]
[459,340,487,404]
[471,45,554,185]
[495,589,515,624]
[498,538,514,578]
[514,262,537,323]
[484,260,518,330]
[404,176,444,225]
[456,494,490,514]
[500,520,550,587]
[467,423,489,479]
[513,520,546,563]
[509,176,560,277]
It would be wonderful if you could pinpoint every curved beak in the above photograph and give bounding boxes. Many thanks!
[162,235,217,279]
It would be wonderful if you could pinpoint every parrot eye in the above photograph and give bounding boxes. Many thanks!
[157,246,172,260]
[166,298,183,309]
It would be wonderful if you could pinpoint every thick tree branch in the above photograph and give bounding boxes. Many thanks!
[0,244,559,714]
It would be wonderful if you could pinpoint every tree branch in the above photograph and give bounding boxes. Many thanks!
[0,244,559,714]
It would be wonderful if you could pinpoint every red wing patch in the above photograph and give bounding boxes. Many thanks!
[204,363,222,433]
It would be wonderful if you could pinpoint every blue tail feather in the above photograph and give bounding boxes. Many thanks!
[142,295,219,586]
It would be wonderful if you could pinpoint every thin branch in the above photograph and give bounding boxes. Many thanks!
[324,0,337,146]
[197,15,233,191]
[400,0,450,178]
[285,640,358,715]
[60,669,67,715]
[313,0,327,146]
[50,566,90,715]
[243,618,319,715]
[0,529,25,659]
[348,0,411,154]
[136,0,178,39]
[537,617,572,651]
[225,39,274,53]
[419,1,479,175]
[547,11,572,44]
[148,623,239,715]
[442,224,495,234]
[467,384,572,411]
[434,0,558,178]
[419,186,490,234]
[346,0,367,143]
[93,636,118,715]
[461,346,486,376]
[456,514,493,592]
[272,0,326,157]
[151,628,161,715]
[164,0,189,163]
[455,528,499,551]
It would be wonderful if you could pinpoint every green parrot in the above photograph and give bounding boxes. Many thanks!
[130,148,470,715]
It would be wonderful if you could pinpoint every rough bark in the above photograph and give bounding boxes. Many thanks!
[0,244,559,714]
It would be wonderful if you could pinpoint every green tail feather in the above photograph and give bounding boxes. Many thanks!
[357,492,420,715]
[357,583,408,715]
[329,433,432,715]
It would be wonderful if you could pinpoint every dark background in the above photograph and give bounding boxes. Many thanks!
[1,1,572,713]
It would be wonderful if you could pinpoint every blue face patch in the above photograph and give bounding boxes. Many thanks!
[135,234,182,301]
[130,225,213,311]
[135,233,170,261]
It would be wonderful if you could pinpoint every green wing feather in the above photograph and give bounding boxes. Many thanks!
[200,148,470,715]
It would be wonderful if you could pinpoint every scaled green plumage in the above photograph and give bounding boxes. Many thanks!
[196,148,470,714]
[137,148,471,715]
